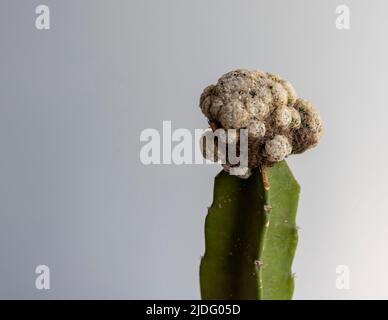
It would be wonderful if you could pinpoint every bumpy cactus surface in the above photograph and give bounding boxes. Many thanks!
[200,161,299,299]
[200,69,322,172]
[199,69,322,300]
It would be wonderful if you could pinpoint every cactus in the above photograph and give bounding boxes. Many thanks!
[198,69,322,300]
[200,161,300,299]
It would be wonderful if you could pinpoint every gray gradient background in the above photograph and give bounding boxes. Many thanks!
[0,0,387,299]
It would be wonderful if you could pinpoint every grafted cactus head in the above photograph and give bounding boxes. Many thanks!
[200,69,323,172]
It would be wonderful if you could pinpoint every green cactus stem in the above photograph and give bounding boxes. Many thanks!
[200,160,300,300]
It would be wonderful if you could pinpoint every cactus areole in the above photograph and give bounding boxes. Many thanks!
[199,69,322,300]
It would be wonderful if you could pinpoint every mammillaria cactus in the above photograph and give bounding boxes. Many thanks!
[199,69,322,300]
